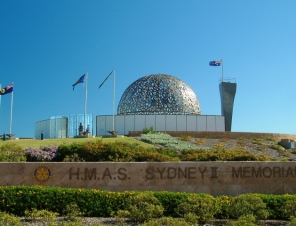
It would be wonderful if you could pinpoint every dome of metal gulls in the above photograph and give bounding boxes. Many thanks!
[117,74,201,115]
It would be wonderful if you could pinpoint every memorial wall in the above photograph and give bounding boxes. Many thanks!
[2,162,296,196]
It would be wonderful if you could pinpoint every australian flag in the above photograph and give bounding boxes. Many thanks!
[72,74,85,90]
[0,84,13,95]
[209,60,222,66]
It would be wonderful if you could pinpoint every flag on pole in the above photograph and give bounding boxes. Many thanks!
[209,60,222,66]
[99,70,113,89]
[0,84,13,95]
[72,74,86,90]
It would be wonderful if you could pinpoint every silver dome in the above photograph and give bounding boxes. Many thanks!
[117,74,201,115]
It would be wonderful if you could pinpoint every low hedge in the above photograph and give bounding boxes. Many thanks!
[22,139,272,162]
[0,186,296,220]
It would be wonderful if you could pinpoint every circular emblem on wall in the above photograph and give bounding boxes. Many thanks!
[32,165,52,185]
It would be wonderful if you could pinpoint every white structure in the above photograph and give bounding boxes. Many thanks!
[96,114,225,136]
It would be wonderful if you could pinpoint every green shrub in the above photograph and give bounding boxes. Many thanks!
[0,143,25,162]
[143,216,191,226]
[269,144,286,152]
[225,214,257,226]
[176,194,221,224]
[142,126,155,134]
[216,195,233,219]
[141,132,196,150]
[282,199,296,218]
[0,211,22,226]
[133,150,179,162]
[57,142,85,161]
[97,141,141,162]
[260,194,295,220]
[62,204,83,222]
[116,192,164,223]
[24,208,58,225]
[154,192,189,217]
[228,194,269,220]
[179,135,192,141]
[60,221,86,226]
[288,216,296,226]
[181,148,271,161]
[76,140,106,161]
[252,138,263,145]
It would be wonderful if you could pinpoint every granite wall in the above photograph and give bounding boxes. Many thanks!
[2,162,296,196]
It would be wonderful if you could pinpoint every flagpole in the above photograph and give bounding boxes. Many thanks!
[10,82,14,135]
[84,72,88,132]
[112,69,115,132]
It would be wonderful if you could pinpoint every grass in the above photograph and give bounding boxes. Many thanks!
[0,136,155,149]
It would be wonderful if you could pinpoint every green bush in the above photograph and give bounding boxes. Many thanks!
[260,194,294,220]
[133,150,179,162]
[179,135,192,141]
[216,195,233,219]
[181,148,272,161]
[96,141,141,162]
[141,132,197,150]
[288,216,296,226]
[252,138,263,145]
[282,199,296,218]
[62,204,83,222]
[154,192,189,217]
[142,126,155,134]
[143,216,191,226]
[24,208,58,224]
[269,144,286,151]
[0,143,25,162]
[76,140,106,161]
[228,194,269,220]
[116,192,164,224]
[176,194,221,224]
[1,185,295,221]
[0,211,22,226]
[225,214,257,226]
[57,142,85,161]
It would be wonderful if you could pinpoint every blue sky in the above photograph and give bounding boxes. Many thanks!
[0,0,295,137]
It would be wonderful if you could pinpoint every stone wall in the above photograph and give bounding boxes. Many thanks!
[129,131,296,142]
[2,162,296,196]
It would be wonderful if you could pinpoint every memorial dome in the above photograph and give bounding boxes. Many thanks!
[117,74,201,115]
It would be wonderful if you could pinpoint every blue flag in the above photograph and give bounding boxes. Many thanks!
[0,84,13,95]
[72,74,85,90]
[209,60,221,66]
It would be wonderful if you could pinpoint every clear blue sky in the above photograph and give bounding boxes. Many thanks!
[0,0,295,138]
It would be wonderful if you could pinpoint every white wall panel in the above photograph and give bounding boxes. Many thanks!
[177,115,186,131]
[96,114,225,135]
[166,115,177,131]
[115,116,125,135]
[145,115,156,129]
[207,116,216,131]
[155,115,166,131]
[187,116,197,131]
[105,116,114,134]
[197,116,207,131]
[216,116,225,132]
[125,115,135,135]
[96,116,106,135]
[135,115,145,131]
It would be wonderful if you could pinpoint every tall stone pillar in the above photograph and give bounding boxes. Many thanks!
[219,82,237,131]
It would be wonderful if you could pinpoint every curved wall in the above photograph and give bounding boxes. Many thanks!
[96,114,225,136]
